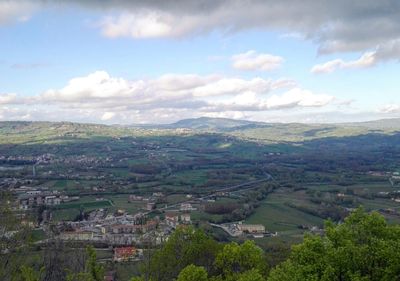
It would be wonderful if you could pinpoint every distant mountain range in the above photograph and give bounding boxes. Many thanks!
[132,116,400,131]
[1,117,400,145]
[131,117,264,130]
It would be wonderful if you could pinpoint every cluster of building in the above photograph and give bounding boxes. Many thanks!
[15,186,79,210]
[165,212,191,228]
[368,171,400,187]
[56,206,192,247]
[213,222,267,238]
[376,190,400,202]
[58,212,161,245]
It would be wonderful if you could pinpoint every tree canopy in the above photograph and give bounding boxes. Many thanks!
[268,208,400,281]
[3,202,400,281]
[143,226,220,281]
[177,265,208,281]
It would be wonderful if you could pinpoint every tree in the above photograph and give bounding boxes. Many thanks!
[237,269,264,281]
[39,239,88,281]
[177,265,208,281]
[144,226,220,281]
[66,246,104,281]
[129,277,144,281]
[214,240,267,280]
[268,207,400,281]
[19,266,45,281]
[0,191,33,281]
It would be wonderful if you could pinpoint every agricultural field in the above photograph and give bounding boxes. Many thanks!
[2,119,400,245]
[246,191,324,235]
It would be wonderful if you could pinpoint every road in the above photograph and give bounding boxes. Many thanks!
[143,174,273,215]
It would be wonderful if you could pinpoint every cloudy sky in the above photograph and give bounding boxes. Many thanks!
[0,0,400,124]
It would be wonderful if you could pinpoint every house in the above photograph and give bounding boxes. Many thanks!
[113,246,137,262]
[180,203,195,211]
[60,230,94,241]
[19,198,29,210]
[45,196,60,205]
[180,213,191,224]
[238,224,265,234]
[128,195,143,202]
[111,224,138,234]
[146,202,156,211]
[26,190,41,195]
[18,194,53,209]
[143,220,158,232]
[165,212,179,228]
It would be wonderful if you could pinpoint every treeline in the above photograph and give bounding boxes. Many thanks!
[205,183,277,223]
[285,202,348,221]
[129,208,400,281]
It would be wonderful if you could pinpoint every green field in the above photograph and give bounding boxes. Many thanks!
[105,195,145,213]
[166,169,210,186]
[246,194,324,233]
[52,199,112,221]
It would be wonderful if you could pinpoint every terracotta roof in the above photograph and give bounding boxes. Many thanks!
[114,246,136,258]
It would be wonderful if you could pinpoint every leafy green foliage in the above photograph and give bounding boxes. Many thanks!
[136,208,400,281]
[19,266,45,281]
[236,269,265,281]
[0,192,33,281]
[136,227,268,281]
[143,226,220,281]
[268,207,400,281]
[136,227,269,281]
[129,277,144,281]
[215,240,266,277]
[177,265,208,281]
[214,240,267,280]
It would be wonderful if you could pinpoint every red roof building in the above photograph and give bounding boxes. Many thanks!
[113,246,137,262]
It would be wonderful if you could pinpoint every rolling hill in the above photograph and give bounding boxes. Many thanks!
[1,117,400,145]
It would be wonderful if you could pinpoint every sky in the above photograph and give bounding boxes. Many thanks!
[0,0,400,124]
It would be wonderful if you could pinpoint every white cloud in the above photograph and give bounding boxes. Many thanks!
[311,52,376,74]
[311,40,400,74]
[192,77,288,97]
[379,104,400,113]
[232,50,283,71]
[34,71,294,108]
[265,88,334,109]
[207,88,335,111]
[41,71,137,102]
[0,71,335,123]
[0,93,17,104]
[3,0,400,60]
[203,111,247,120]
[98,9,217,39]
[100,11,175,39]
[101,112,116,121]
[83,0,400,56]
[0,1,37,25]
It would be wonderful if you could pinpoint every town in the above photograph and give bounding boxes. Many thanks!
[8,181,270,264]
